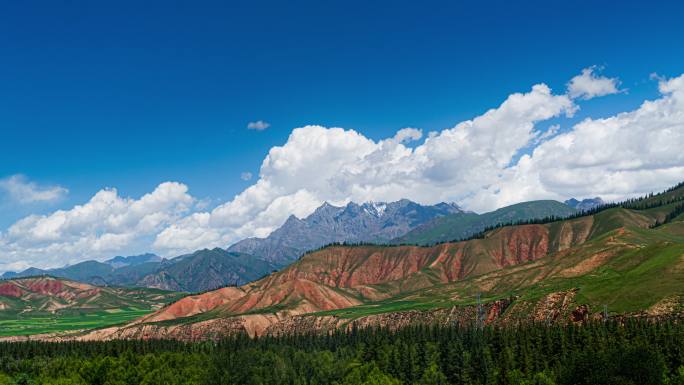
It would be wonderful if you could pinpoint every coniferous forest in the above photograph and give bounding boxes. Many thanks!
[0,320,683,385]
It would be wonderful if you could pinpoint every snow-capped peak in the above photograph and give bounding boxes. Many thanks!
[362,201,387,217]
[372,202,387,216]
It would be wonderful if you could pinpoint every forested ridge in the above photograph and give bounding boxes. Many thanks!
[1,320,683,384]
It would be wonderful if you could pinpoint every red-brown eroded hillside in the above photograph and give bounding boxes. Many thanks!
[138,219,601,324]
[134,286,246,324]
[0,276,101,301]
[0,276,182,315]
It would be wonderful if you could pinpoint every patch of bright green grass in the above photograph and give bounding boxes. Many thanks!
[0,308,153,337]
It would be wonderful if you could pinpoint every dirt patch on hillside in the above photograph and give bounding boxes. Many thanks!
[647,296,683,316]
[556,217,594,251]
[558,250,615,277]
[501,290,579,324]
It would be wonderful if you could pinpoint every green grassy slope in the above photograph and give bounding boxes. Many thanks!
[395,200,577,245]
[318,207,684,320]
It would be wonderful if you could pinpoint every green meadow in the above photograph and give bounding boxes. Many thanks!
[0,308,152,337]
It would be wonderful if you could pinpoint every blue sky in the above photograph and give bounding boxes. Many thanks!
[1,0,684,270]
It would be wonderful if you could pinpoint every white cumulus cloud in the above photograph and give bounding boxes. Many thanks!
[468,72,684,210]
[0,175,68,204]
[393,127,423,143]
[567,66,622,100]
[152,82,576,255]
[0,182,194,272]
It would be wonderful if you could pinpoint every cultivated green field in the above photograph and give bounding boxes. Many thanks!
[0,308,153,337]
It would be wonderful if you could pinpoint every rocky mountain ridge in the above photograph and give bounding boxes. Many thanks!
[227,199,463,263]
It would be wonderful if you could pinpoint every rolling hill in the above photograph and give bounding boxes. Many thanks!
[74,183,684,341]
[0,276,184,337]
[394,200,578,245]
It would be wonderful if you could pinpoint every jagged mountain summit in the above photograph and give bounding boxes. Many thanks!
[227,199,463,263]
[565,197,605,211]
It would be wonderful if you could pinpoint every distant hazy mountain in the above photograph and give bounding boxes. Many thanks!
[3,259,141,285]
[227,199,463,263]
[394,200,578,245]
[564,197,605,211]
[1,267,49,279]
[105,253,161,268]
[2,251,276,293]
[0,198,586,292]
[138,248,277,292]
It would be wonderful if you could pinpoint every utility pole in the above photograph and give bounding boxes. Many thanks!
[476,293,482,329]
[603,304,608,323]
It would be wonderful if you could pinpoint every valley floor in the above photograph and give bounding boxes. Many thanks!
[0,308,153,337]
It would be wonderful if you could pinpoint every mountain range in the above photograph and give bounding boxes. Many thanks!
[1,251,275,293]
[76,182,684,340]
[227,200,463,263]
[2,198,584,293]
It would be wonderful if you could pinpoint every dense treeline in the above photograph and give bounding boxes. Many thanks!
[1,320,683,384]
[652,203,684,228]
